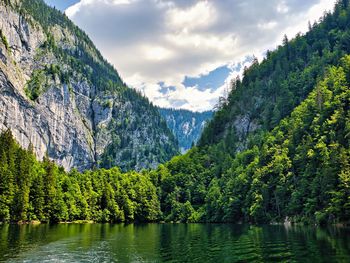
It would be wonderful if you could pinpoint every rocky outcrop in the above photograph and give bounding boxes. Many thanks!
[0,3,95,170]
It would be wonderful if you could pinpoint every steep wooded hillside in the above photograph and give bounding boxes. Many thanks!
[152,0,350,224]
[200,0,350,154]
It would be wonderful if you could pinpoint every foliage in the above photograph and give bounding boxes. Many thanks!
[0,131,160,223]
[154,57,350,224]
[0,29,9,51]
[200,0,350,152]
[2,55,348,224]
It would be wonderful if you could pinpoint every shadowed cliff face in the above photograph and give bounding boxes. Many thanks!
[0,1,178,171]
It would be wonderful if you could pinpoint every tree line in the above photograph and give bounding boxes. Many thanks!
[0,130,160,223]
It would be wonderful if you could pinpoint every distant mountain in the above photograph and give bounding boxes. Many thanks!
[0,0,178,171]
[159,108,213,152]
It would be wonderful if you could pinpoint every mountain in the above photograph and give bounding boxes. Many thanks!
[158,108,213,152]
[199,1,350,154]
[0,0,349,225]
[0,0,178,172]
[154,0,350,224]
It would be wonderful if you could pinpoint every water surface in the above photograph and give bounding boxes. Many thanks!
[0,223,349,262]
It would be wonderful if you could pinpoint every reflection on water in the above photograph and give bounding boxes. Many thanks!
[0,223,349,262]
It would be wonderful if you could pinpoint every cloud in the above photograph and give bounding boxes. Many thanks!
[65,0,336,111]
[167,1,216,31]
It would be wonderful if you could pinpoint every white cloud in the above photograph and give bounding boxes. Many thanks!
[66,0,337,111]
[167,1,216,31]
[277,1,289,14]
[66,0,132,17]
[258,21,278,30]
[144,45,174,61]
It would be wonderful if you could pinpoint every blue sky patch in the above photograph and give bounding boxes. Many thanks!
[158,82,177,95]
[182,65,231,92]
[44,0,79,11]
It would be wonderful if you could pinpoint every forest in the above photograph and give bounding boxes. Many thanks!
[0,130,161,223]
[0,0,349,224]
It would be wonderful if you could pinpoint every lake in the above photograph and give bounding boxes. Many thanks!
[0,223,349,262]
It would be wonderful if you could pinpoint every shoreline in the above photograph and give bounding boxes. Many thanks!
[1,220,349,227]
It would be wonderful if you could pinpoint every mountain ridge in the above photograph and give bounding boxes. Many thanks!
[0,0,178,171]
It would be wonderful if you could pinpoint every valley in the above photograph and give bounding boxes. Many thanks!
[0,0,349,261]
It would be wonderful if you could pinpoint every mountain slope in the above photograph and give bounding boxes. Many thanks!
[199,0,350,153]
[159,108,213,152]
[0,0,178,171]
[155,55,350,224]
[151,0,350,224]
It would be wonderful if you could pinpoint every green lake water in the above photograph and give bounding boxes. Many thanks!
[0,223,349,262]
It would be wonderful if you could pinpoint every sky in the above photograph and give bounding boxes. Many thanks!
[44,0,337,112]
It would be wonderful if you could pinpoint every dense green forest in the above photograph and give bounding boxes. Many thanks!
[0,57,348,224]
[155,58,349,224]
[0,0,349,224]
[0,130,161,223]
[153,0,350,224]
[199,0,350,150]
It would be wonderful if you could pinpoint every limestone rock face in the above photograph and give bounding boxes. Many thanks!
[0,4,95,171]
[0,2,178,171]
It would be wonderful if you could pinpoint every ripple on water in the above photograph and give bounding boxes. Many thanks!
[0,224,349,263]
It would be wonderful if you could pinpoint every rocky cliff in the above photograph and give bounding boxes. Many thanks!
[0,0,178,171]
